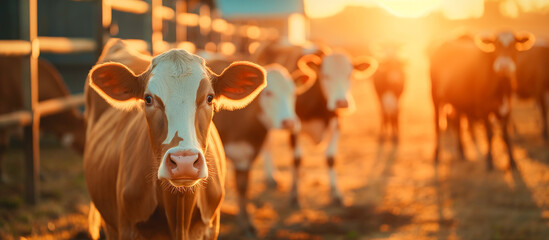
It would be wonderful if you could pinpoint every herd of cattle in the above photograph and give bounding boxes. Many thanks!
[0,29,548,238]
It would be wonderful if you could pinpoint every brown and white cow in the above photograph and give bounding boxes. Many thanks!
[209,60,312,235]
[0,57,86,183]
[84,39,266,239]
[288,50,376,205]
[515,40,549,140]
[372,55,405,143]
[430,31,535,170]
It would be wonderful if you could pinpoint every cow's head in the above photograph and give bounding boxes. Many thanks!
[297,52,378,112]
[257,64,313,132]
[475,31,535,78]
[89,49,266,189]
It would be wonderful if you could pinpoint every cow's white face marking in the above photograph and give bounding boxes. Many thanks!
[258,65,298,130]
[493,55,516,74]
[498,32,515,48]
[145,50,212,180]
[321,53,354,111]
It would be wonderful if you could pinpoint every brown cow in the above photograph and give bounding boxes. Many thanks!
[0,56,85,182]
[210,60,313,235]
[372,55,405,143]
[84,39,266,239]
[430,31,535,170]
[515,41,549,140]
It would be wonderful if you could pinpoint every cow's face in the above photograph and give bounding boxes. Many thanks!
[298,52,377,111]
[89,49,266,189]
[475,31,535,78]
[258,64,307,131]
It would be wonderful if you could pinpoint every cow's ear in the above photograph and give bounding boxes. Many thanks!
[515,32,535,51]
[291,69,316,95]
[353,56,378,79]
[89,62,145,110]
[213,61,266,110]
[474,34,496,52]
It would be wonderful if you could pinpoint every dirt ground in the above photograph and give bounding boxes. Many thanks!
[1,49,548,239]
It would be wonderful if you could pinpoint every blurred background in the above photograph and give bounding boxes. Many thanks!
[1,0,548,239]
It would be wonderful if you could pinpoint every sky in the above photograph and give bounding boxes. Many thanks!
[303,0,549,19]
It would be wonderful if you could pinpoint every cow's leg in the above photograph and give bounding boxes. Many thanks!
[261,133,277,189]
[433,103,441,164]
[326,119,342,205]
[500,115,516,169]
[456,114,466,160]
[540,94,548,141]
[289,133,301,206]
[391,110,400,144]
[483,118,494,170]
[378,108,386,142]
[235,169,256,235]
[225,142,256,234]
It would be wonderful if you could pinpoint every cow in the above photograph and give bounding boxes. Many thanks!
[254,41,378,205]
[0,56,86,183]
[515,41,549,140]
[430,31,535,170]
[289,50,377,205]
[84,39,266,239]
[209,59,313,235]
[372,55,405,143]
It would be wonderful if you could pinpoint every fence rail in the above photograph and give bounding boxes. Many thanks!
[0,0,279,204]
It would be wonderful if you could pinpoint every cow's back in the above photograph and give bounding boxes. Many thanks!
[516,45,549,98]
[430,39,496,114]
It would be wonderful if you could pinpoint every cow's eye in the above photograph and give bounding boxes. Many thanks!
[264,91,273,97]
[144,95,153,105]
[207,94,214,104]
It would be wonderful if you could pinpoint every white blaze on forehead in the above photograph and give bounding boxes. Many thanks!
[321,53,354,110]
[146,49,208,148]
[259,64,297,129]
[498,32,515,48]
[493,55,515,73]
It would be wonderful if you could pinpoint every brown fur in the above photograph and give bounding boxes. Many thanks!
[430,32,533,169]
[516,45,549,140]
[84,39,265,239]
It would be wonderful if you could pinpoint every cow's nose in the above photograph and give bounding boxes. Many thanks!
[282,119,295,130]
[335,99,349,109]
[167,150,204,180]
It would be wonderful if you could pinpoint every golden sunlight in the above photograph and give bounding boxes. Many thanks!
[304,0,549,19]
[374,0,441,18]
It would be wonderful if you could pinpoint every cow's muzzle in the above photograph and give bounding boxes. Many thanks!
[335,99,349,109]
[158,148,207,187]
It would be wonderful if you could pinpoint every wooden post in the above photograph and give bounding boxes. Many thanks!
[175,0,186,43]
[20,0,40,205]
[95,0,110,58]
[151,0,163,55]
